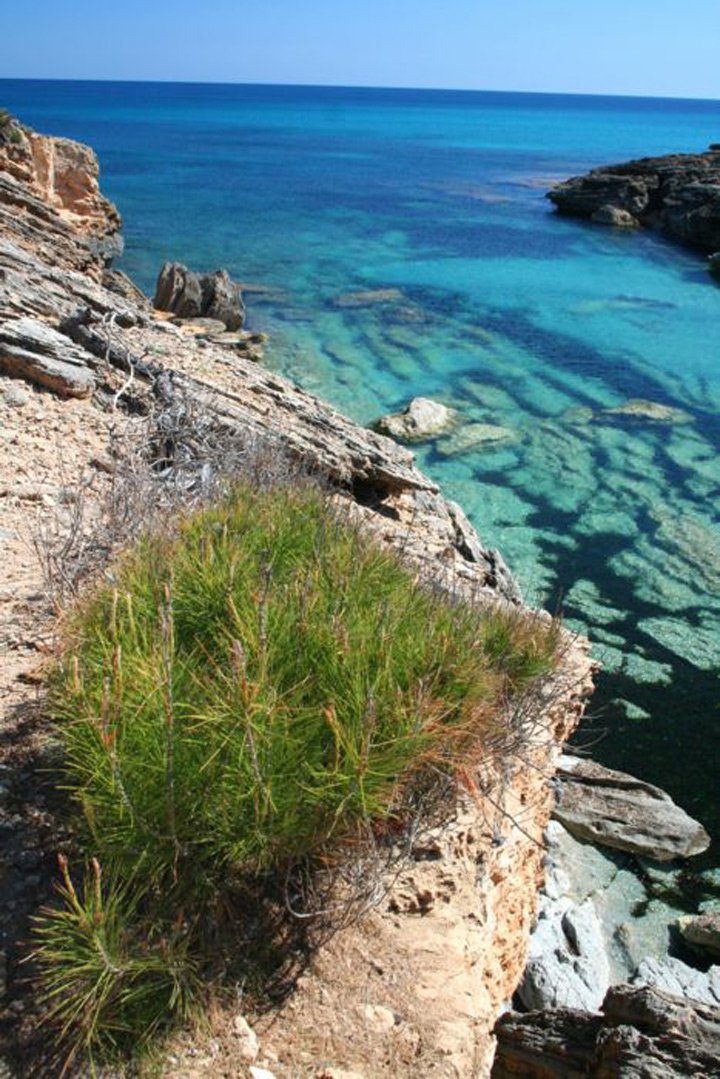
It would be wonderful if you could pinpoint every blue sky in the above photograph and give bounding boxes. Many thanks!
[4,1,719,99]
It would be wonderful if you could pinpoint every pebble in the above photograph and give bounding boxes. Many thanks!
[3,387,29,408]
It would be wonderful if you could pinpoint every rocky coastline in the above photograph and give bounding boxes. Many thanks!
[0,113,717,1077]
[547,144,720,262]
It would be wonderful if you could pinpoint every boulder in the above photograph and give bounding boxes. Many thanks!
[679,912,720,959]
[0,316,96,397]
[709,251,720,278]
[154,262,245,330]
[591,204,640,228]
[373,397,456,442]
[553,755,711,861]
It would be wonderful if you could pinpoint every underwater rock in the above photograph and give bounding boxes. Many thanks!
[553,755,710,861]
[436,422,514,457]
[332,287,405,308]
[373,396,457,442]
[603,399,691,423]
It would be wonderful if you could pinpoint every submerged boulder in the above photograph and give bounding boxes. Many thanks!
[436,422,514,457]
[553,755,710,862]
[154,262,245,330]
[373,397,456,442]
[603,399,691,423]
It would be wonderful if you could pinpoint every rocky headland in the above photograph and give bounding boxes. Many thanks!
[547,145,720,259]
[0,113,717,1078]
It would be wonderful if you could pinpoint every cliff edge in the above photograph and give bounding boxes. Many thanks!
[0,115,596,1078]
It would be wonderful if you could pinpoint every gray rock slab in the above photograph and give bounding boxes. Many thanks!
[632,955,720,1006]
[553,755,710,861]
[0,317,96,397]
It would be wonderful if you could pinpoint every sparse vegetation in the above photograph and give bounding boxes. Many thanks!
[33,478,559,1067]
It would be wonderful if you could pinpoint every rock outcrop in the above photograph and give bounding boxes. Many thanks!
[493,984,720,1078]
[547,146,720,254]
[154,261,246,330]
[553,755,710,861]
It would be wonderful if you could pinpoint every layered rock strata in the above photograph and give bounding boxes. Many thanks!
[547,146,720,253]
[492,984,720,1079]
[0,117,595,1077]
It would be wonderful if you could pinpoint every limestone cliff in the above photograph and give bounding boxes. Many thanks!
[0,118,596,1078]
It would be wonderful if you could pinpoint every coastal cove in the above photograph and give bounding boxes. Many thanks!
[2,79,719,850]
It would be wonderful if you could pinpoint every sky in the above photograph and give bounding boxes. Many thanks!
[3,0,719,100]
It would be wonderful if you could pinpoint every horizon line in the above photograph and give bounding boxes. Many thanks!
[1,75,719,105]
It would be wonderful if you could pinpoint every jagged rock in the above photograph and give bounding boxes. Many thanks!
[553,755,710,861]
[493,984,720,1078]
[154,262,245,330]
[633,955,720,1006]
[0,317,96,397]
[591,204,640,228]
[373,397,457,442]
[436,422,514,457]
[709,252,720,278]
[519,898,610,1012]
[548,148,720,253]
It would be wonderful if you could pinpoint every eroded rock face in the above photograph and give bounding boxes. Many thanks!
[154,262,246,330]
[553,755,710,861]
[548,146,720,253]
[0,119,122,269]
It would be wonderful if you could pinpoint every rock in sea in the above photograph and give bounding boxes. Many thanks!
[373,397,456,442]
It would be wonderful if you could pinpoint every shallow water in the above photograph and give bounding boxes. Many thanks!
[2,80,719,848]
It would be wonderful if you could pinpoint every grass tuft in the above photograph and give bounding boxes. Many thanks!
[36,480,559,1064]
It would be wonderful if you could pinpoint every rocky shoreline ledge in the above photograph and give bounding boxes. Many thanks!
[547,144,720,265]
[0,112,717,1077]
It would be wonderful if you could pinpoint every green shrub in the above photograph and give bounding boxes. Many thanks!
[35,481,558,1062]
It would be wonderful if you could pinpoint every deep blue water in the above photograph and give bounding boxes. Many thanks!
[2,80,719,845]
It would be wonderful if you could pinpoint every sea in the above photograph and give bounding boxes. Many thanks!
[2,80,719,852]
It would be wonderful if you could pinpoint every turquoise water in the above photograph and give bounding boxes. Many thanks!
[2,81,719,843]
